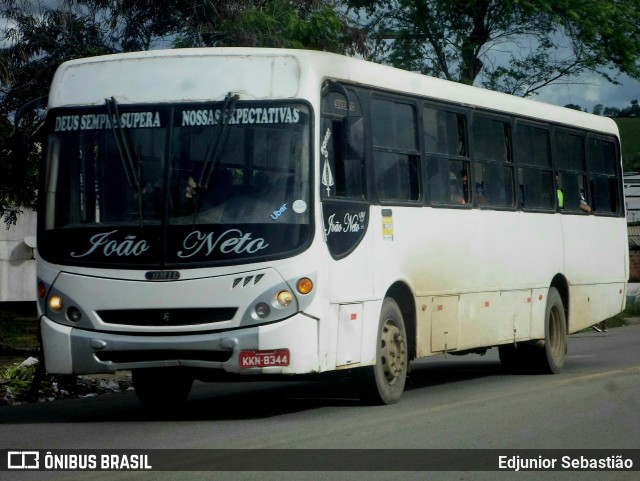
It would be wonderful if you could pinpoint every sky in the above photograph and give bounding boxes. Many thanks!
[534,73,640,112]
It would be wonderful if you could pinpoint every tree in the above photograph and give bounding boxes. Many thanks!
[173,0,366,54]
[620,99,640,118]
[603,106,621,117]
[564,104,584,112]
[347,0,640,97]
[0,1,116,225]
[592,104,604,116]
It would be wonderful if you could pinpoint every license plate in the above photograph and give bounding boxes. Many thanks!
[239,349,290,368]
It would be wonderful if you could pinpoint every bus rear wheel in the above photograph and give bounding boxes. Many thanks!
[532,287,567,373]
[354,298,408,405]
[133,367,193,411]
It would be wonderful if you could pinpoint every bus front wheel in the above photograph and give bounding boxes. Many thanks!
[133,367,193,410]
[354,298,408,405]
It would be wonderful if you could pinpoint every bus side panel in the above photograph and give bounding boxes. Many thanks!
[415,296,432,357]
[562,214,627,333]
[568,283,626,333]
[430,295,459,353]
[336,303,364,366]
[455,290,532,351]
[562,216,627,286]
[530,287,549,340]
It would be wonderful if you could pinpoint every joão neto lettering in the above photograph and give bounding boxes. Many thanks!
[70,229,270,259]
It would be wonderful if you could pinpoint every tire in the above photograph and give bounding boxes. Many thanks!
[133,367,193,411]
[354,298,408,405]
[531,287,567,374]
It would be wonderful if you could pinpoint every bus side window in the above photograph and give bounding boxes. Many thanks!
[372,98,420,202]
[471,116,514,208]
[587,136,619,214]
[423,106,469,205]
[320,88,365,200]
[554,130,591,213]
[515,123,554,210]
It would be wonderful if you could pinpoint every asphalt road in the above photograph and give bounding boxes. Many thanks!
[1,324,639,481]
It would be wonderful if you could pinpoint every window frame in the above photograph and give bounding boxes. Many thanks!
[514,120,555,213]
[469,112,516,210]
[370,94,422,205]
[585,133,622,216]
[422,102,471,208]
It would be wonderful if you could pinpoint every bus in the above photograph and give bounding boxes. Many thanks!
[28,48,628,408]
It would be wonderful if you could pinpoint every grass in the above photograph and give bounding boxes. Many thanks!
[600,300,640,329]
[0,304,38,351]
[613,118,640,169]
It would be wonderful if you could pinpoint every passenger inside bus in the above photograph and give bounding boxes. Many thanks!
[555,173,591,213]
[449,171,466,205]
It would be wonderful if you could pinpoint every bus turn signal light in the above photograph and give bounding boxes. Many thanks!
[297,277,313,295]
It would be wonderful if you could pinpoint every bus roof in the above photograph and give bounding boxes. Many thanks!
[49,47,618,137]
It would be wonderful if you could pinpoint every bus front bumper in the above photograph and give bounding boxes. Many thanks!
[40,314,319,376]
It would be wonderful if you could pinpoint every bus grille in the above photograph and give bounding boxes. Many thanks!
[97,307,237,327]
[95,350,232,364]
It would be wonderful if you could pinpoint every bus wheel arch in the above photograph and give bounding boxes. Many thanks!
[499,279,568,374]
[386,282,417,361]
[354,296,409,404]
[550,274,569,331]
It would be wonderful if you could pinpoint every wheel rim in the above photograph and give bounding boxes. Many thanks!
[380,318,406,385]
[548,305,564,360]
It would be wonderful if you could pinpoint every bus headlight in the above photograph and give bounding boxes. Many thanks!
[49,295,64,312]
[276,290,293,307]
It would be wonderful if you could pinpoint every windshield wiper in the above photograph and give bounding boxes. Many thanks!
[106,96,144,226]
[192,92,239,226]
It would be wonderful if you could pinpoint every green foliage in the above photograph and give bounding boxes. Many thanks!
[614,117,640,172]
[0,359,52,404]
[173,0,366,54]
[623,301,640,317]
[217,0,346,51]
[618,99,640,118]
[347,0,640,97]
[564,104,585,112]
[0,117,11,143]
[0,357,133,405]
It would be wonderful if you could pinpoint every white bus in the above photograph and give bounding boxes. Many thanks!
[31,48,628,407]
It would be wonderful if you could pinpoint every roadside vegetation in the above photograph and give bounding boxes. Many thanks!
[1,304,133,404]
[0,358,132,405]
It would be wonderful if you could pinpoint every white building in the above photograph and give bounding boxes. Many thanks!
[625,173,640,223]
[0,209,36,302]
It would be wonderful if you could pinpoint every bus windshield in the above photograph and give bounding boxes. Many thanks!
[41,101,312,268]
